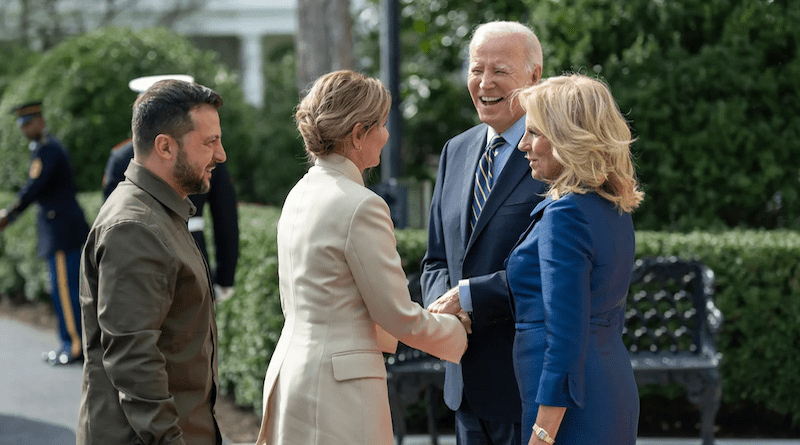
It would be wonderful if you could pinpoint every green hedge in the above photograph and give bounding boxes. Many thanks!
[215,204,283,410]
[1,193,798,423]
[392,228,800,425]
[635,229,800,423]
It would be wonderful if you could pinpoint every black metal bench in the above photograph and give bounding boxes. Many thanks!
[625,256,723,445]
[388,256,723,445]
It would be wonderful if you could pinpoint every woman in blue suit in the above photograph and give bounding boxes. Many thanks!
[506,74,644,445]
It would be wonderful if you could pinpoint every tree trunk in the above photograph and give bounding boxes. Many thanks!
[18,0,30,48]
[295,0,354,93]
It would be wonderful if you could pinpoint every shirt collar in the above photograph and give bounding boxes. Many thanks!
[124,160,197,221]
[487,116,526,149]
[28,132,50,151]
[314,153,364,186]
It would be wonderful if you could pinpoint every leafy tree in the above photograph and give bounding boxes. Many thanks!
[355,0,800,230]
[526,0,800,230]
[0,26,255,198]
[295,0,354,91]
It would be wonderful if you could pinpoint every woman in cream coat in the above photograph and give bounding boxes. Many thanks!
[256,70,469,445]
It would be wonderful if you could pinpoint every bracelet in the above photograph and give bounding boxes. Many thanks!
[532,423,555,444]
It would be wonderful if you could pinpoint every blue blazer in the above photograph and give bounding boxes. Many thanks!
[421,122,546,422]
[506,193,639,445]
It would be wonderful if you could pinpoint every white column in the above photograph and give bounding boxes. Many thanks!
[241,33,264,108]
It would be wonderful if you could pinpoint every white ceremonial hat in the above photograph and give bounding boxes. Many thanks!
[128,74,195,93]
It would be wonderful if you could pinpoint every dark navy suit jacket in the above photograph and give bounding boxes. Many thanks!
[421,122,546,422]
[8,134,89,258]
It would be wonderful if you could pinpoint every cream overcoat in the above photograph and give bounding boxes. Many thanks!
[256,154,467,445]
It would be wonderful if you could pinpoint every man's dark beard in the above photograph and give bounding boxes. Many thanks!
[173,142,210,195]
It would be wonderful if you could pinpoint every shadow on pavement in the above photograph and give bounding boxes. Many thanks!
[0,414,75,445]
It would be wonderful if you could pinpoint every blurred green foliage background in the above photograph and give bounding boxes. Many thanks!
[1,0,798,230]
[355,0,800,231]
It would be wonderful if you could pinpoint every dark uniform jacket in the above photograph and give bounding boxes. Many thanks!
[78,161,220,445]
[103,139,239,287]
[7,133,89,258]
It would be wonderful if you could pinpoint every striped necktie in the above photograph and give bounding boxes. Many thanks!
[470,135,505,231]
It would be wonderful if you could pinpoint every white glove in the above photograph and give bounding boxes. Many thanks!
[214,285,234,303]
[0,208,9,231]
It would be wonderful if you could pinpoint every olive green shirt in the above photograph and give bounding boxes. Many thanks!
[78,161,219,445]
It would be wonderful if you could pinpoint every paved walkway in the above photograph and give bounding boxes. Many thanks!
[2,316,798,445]
[0,317,82,445]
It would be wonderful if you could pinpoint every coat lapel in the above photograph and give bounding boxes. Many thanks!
[514,196,553,250]
[460,126,488,248]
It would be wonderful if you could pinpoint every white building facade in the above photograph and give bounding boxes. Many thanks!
[1,0,298,108]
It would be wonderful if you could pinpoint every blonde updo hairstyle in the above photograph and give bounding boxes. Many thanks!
[518,74,644,213]
[295,70,391,162]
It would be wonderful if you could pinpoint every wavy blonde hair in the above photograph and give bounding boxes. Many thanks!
[295,70,391,162]
[518,74,644,213]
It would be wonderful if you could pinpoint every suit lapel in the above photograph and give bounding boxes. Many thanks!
[460,126,488,248]
[510,196,553,252]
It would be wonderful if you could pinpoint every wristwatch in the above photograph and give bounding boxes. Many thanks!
[533,423,555,444]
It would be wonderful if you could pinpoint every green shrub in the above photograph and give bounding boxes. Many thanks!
[0,27,254,197]
[215,204,283,410]
[217,220,800,424]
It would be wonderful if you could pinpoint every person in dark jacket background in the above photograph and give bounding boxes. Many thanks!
[102,74,239,301]
[0,101,89,366]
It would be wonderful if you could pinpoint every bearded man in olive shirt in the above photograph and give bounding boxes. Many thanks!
[78,79,227,445]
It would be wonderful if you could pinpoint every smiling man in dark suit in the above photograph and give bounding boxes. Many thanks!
[422,21,547,445]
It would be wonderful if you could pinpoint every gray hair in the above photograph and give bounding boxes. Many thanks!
[469,21,543,73]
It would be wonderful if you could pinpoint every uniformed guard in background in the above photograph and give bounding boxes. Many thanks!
[0,101,89,366]
[102,75,239,301]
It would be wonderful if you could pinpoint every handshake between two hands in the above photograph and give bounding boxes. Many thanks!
[427,286,472,334]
